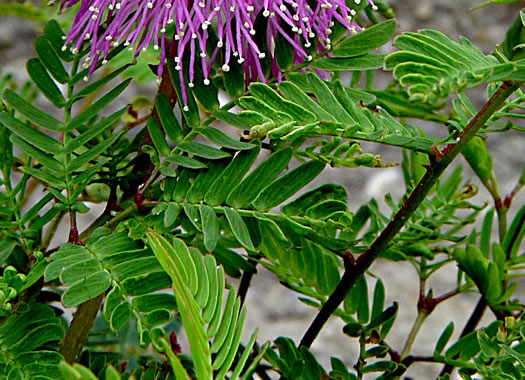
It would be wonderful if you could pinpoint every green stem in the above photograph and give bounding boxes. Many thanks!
[64,57,81,244]
[355,334,367,380]
[78,204,136,241]
[143,201,338,230]
[41,209,66,253]
[497,206,508,243]
[299,80,523,349]
[403,355,477,370]
[400,310,429,359]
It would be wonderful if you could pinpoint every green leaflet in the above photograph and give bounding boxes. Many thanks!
[34,36,69,84]
[67,131,123,173]
[62,271,111,307]
[43,20,75,62]
[253,160,325,211]
[277,81,333,121]
[222,59,245,98]
[190,247,210,308]
[239,96,293,124]
[434,322,455,357]
[19,168,62,191]
[69,64,133,105]
[60,258,101,284]
[305,200,348,219]
[183,203,202,231]
[164,202,181,227]
[168,59,200,128]
[190,63,220,112]
[156,93,183,143]
[195,126,254,150]
[186,158,230,203]
[121,271,172,296]
[204,142,261,206]
[213,109,260,129]
[172,168,198,201]
[131,293,176,313]
[65,107,126,153]
[502,203,525,257]
[248,83,316,123]
[110,301,132,331]
[224,207,255,251]
[202,255,221,323]
[274,24,295,71]
[200,205,220,252]
[65,79,131,132]
[10,135,64,178]
[166,153,207,169]
[282,184,348,216]
[142,309,172,326]
[227,147,292,209]
[111,257,164,282]
[177,141,231,160]
[2,89,63,132]
[207,262,226,333]
[0,112,62,155]
[333,19,396,57]
[311,54,387,71]
[26,58,65,108]
[147,118,171,156]
[307,73,354,125]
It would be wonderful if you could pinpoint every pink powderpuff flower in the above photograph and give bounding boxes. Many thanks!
[60,0,377,109]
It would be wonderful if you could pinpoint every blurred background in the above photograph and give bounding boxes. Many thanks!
[1,0,523,378]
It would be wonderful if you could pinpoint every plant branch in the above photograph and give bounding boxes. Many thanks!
[402,354,476,370]
[237,261,258,307]
[299,80,523,349]
[59,293,104,362]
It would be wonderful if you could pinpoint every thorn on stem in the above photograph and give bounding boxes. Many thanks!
[344,250,356,269]
[170,331,182,355]
[134,184,145,212]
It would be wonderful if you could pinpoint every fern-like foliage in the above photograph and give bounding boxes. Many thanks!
[384,29,525,103]
[43,227,259,379]
[2,5,523,379]
[0,20,130,227]
[146,232,258,380]
[0,303,65,379]
[449,82,525,134]
[214,75,436,165]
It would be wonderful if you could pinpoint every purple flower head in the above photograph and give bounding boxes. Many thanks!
[60,0,377,109]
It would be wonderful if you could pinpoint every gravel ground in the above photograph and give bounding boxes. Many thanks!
[1,1,524,379]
